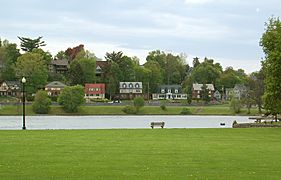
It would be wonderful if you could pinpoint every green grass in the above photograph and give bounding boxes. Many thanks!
[0,128,280,179]
[0,105,262,116]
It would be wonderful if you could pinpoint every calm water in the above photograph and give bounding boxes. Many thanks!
[0,115,254,130]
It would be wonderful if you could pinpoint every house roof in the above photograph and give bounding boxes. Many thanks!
[193,83,215,91]
[85,83,105,88]
[2,81,21,91]
[45,81,67,88]
[160,85,182,89]
[96,61,108,69]
[51,59,69,66]
[119,82,142,89]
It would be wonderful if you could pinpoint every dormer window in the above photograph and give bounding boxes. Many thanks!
[161,89,165,93]
[168,89,171,93]
[175,89,178,94]
[122,83,127,88]
[135,83,139,88]
[129,83,133,88]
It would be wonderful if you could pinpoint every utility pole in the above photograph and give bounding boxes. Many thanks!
[147,82,150,103]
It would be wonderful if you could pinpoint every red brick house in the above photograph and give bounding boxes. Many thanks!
[84,83,106,99]
[192,83,215,100]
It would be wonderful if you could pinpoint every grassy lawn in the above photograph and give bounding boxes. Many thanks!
[0,105,261,116]
[0,128,280,179]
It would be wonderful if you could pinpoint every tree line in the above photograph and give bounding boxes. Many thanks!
[0,17,280,116]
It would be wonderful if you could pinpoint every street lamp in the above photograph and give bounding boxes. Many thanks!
[22,77,26,130]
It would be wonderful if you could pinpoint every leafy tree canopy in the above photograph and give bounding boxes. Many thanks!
[260,16,281,115]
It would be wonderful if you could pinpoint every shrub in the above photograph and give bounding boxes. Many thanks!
[134,97,145,112]
[160,104,167,111]
[122,105,136,114]
[160,101,167,111]
[32,90,51,114]
[58,85,85,113]
[230,97,241,114]
[50,96,58,102]
[180,107,192,115]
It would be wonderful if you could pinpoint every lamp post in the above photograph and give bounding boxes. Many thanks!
[22,77,26,130]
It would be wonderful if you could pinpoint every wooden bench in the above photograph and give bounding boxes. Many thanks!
[151,122,165,129]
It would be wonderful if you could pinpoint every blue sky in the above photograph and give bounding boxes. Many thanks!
[1,0,280,73]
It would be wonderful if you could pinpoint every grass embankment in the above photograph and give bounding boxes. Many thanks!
[0,129,280,179]
[0,104,261,116]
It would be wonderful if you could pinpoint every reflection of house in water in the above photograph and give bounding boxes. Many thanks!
[152,85,187,100]
[45,81,67,97]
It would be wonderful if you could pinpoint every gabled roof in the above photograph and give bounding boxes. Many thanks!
[45,81,67,88]
[119,82,142,89]
[51,59,69,66]
[1,81,21,91]
[193,83,215,91]
[96,61,108,69]
[160,85,182,89]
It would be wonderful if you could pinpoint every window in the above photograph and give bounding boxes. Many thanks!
[129,83,133,88]
[122,83,127,88]
[168,89,171,93]
[175,89,178,94]
[161,89,165,93]
[135,83,139,88]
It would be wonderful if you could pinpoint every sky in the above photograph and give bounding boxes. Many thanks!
[1,0,280,73]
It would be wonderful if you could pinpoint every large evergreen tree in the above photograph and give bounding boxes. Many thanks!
[18,36,46,52]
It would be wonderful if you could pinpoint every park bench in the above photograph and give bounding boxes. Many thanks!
[151,122,165,129]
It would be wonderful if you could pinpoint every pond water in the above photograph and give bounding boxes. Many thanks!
[0,115,254,130]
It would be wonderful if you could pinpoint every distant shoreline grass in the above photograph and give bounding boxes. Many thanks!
[0,104,262,116]
[0,128,280,179]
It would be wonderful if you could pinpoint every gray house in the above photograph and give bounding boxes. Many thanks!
[225,84,247,100]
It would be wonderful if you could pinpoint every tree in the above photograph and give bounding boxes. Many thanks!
[55,51,67,60]
[32,90,51,114]
[230,97,241,114]
[65,44,84,62]
[58,85,85,112]
[249,70,264,113]
[105,51,123,64]
[201,84,211,104]
[14,52,48,94]
[18,36,46,52]
[134,97,145,112]
[0,41,21,81]
[69,60,85,85]
[260,17,281,119]
[146,50,187,85]
[68,50,96,85]
[32,48,52,65]
[190,58,221,84]
[77,57,96,83]
[144,61,163,93]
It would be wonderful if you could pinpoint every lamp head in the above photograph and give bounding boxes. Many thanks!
[21,77,26,83]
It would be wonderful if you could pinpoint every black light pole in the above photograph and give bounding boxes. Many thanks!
[22,77,26,130]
